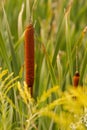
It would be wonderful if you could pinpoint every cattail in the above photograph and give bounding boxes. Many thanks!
[73,71,80,87]
[73,46,80,88]
[24,24,34,96]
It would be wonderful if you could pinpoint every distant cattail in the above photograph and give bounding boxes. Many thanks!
[73,71,80,87]
[24,24,34,96]
[73,46,80,88]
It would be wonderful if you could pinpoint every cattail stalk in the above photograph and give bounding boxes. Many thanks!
[24,24,34,96]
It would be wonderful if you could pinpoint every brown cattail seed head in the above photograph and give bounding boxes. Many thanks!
[24,24,34,96]
[73,71,80,88]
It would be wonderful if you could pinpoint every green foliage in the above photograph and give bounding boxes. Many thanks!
[0,0,87,129]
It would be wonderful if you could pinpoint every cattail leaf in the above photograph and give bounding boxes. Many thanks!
[72,26,87,60]
[42,44,57,86]
[14,32,24,51]
[57,54,63,87]
[64,2,73,82]
[18,3,24,38]
[3,7,19,75]
[34,41,45,97]
[0,31,11,71]
[46,11,65,89]
[80,48,87,85]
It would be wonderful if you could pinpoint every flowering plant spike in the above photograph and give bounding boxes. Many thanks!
[24,24,34,96]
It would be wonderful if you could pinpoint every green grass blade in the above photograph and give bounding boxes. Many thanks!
[14,32,24,51]
[46,16,65,89]
[64,3,73,82]
[80,48,87,85]
[57,54,63,87]
[3,7,19,75]
[42,44,57,86]
[0,31,11,71]
[18,3,24,38]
